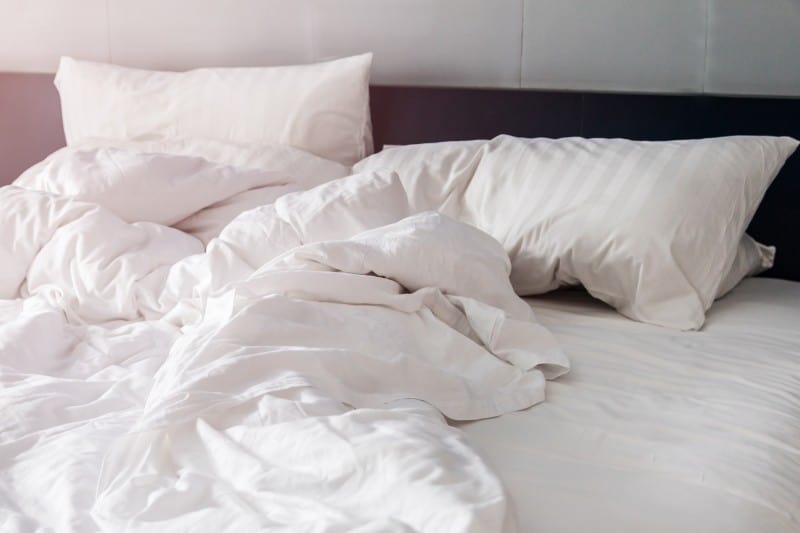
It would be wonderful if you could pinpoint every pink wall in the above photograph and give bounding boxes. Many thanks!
[0,73,65,185]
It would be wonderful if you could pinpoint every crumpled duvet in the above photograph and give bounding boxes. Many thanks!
[0,142,569,532]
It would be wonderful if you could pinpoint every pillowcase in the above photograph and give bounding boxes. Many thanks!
[718,234,775,298]
[55,54,374,166]
[355,135,798,329]
[357,140,486,218]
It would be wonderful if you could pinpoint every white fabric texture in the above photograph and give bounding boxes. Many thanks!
[355,135,798,329]
[49,136,357,174]
[15,140,352,245]
[0,146,568,532]
[717,233,775,297]
[55,54,374,166]
[458,279,800,533]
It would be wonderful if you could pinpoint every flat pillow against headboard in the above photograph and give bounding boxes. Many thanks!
[54,54,374,166]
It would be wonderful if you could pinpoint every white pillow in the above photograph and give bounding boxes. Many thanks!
[355,135,798,329]
[358,140,485,218]
[55,54,374,166]
[718,233,775,298]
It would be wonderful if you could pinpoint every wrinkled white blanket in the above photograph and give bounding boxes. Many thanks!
[0,144,568,532]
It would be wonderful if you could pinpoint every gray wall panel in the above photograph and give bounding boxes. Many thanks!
[304,0,522,87]
[706,0,800,96]
[0,0,109,72]
[0,1,798,96]
[107,0,312,70]
[521,0,706,93]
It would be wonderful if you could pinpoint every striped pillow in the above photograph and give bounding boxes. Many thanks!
[355,135,798,329]
[55,55,374,166]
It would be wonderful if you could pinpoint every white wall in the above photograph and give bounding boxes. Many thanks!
[1,0,798,96]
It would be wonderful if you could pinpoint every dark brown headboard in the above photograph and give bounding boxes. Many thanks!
[1,73,798,281]
[0,73,65,183]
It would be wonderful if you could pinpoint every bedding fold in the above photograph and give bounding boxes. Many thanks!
[0,144,567,532]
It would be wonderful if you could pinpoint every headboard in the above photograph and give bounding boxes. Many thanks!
[1,73,798,281]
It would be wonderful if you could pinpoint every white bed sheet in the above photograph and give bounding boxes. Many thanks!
[457,278,800,533]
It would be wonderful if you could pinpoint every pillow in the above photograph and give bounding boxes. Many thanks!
[357,140,486,217]
[55,54,374,166]
[718,234,775,298]
[355,135,798,329]
[354,138,776,294]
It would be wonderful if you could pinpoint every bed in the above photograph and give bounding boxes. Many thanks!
[460,279,800,532]
[1,58,799,532]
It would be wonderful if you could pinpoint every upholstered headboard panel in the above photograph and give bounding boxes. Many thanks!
[0,73,798,281]
[0,73,65,182]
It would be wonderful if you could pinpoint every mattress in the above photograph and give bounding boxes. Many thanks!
[456,278,800,533]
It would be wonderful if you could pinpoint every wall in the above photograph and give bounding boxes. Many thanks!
[0,0,798,96]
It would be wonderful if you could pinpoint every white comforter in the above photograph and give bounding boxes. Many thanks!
[0,143,568,532]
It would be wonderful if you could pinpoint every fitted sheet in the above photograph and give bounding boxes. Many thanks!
[456,278,800,533]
